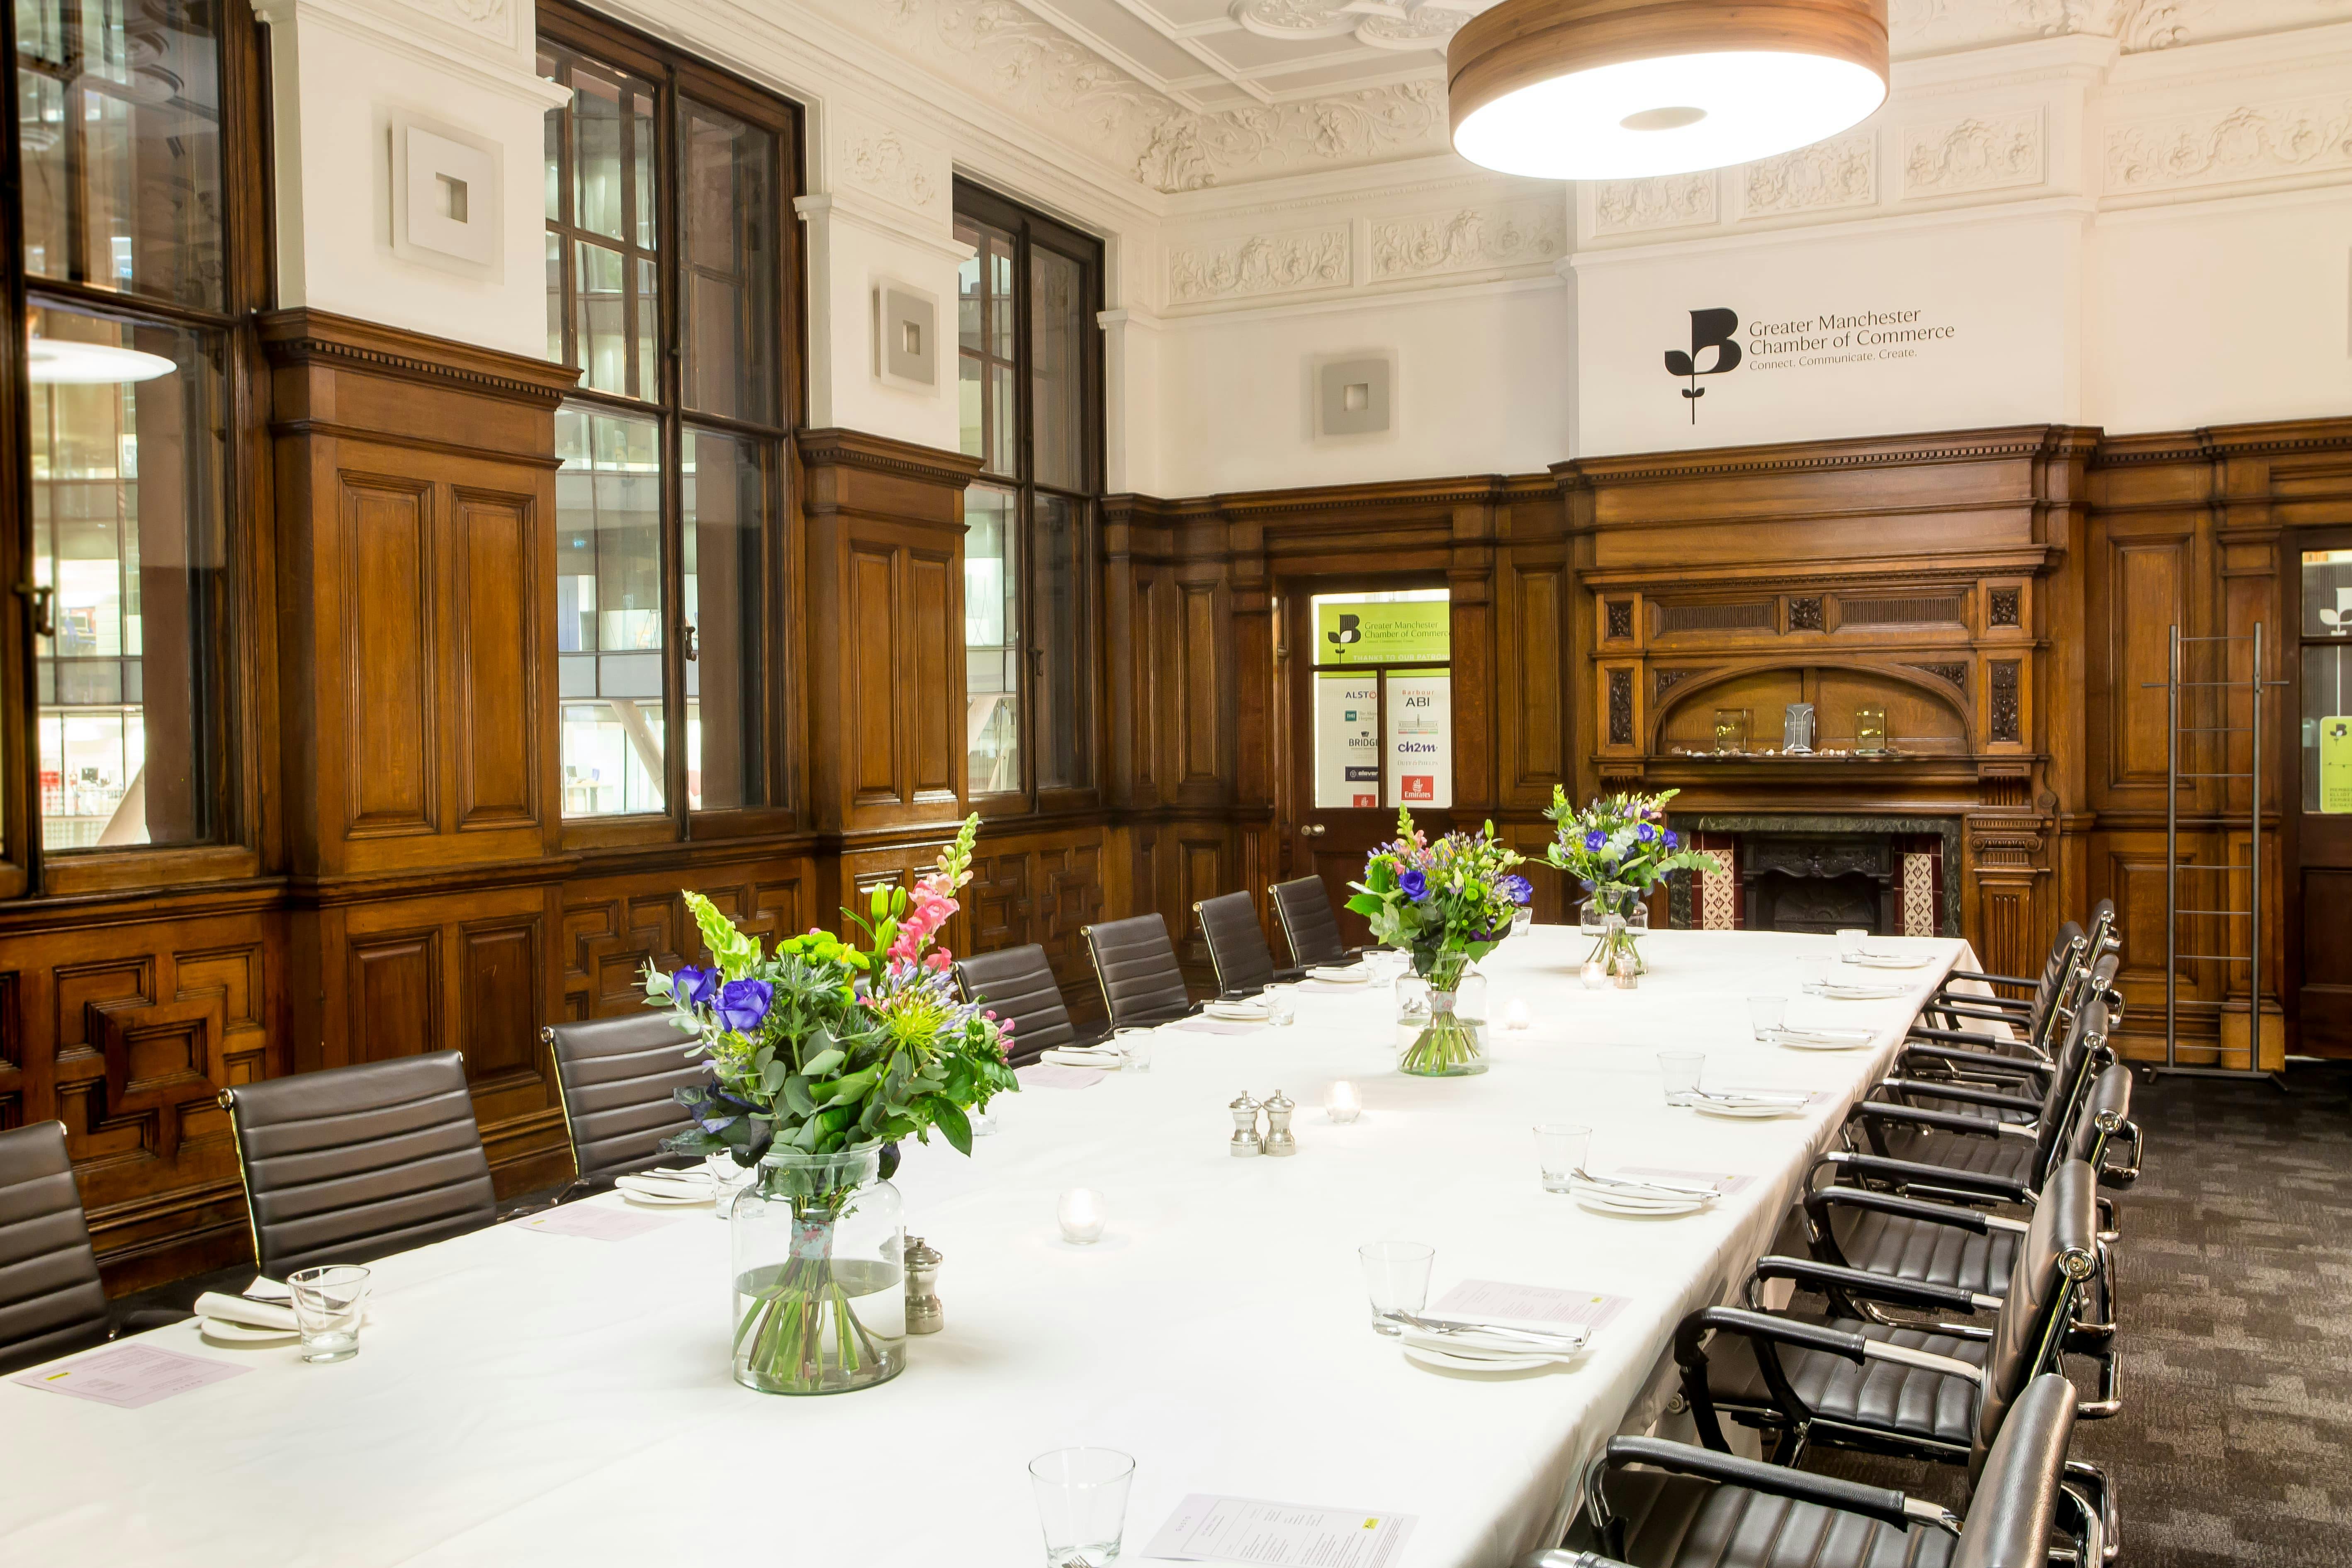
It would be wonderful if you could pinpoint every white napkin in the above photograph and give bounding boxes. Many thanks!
[1769,1026,1874,1046]
[616,1170,714,1200]
[193,1291,298,1332]
[1041,1046,1125,1068]
[1306,966,1366,983]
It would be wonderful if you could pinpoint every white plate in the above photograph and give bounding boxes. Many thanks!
[1307,966,1367,984]
[1807,983,1907,1001]
[1205,1001,1269,1021]
[1847,952,1936,970]
[198,1318,303,1345]
[1692,1097,1807,1119]
[1769,1028,1876,1050]
[616,1182,714,1207]
[1574,1188,1713,1217]
[1040,1048,1124,1068]
[1401,1342,1560,1374]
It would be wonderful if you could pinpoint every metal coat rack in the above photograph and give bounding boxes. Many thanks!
[2152,622,2287,1082]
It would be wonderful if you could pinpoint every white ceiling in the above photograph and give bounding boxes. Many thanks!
[1020,0,1495,109]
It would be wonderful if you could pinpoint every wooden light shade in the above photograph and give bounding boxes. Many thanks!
[1448,0,1890,178]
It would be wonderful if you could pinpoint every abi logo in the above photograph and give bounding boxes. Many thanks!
[1664,308,1741,424]
[1326,613,1362,648]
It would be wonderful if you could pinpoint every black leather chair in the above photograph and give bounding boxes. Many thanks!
[954,943,1079,1065]
[0,1121,187,1376]
[1542,1373,2099,1568]
[545,1014,713,1185]
[1268,876,1362,969]
[1194,891,1296,997]
[1912,923,2087,1067]
[220,1051,501,1279]
[1673,1160,2101,1485]
[1082,914,1193,1028]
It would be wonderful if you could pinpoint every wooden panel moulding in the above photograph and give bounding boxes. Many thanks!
[453,490,541,829]
[260,308,579,461]
[341,475,438,836]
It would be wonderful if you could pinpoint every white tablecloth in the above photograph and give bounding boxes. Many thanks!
[0,928,1977,1568]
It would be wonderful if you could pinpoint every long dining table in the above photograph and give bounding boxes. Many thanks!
[0,926,1985,1568]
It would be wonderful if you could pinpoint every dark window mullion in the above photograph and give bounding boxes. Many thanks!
[656,68,688,828]
[1012,220,1038,803]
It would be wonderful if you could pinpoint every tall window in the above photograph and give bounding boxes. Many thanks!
[540,8,795,824]
[15,0,241,856]
[1311,589,1453,809]
[954,181,1100,807]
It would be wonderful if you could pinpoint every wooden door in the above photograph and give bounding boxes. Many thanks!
[1281,582,1453,949]
[2292,530,2352,1053]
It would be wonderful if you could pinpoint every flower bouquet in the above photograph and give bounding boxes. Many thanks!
[646,813,1016,1394]
[1542,786,1722,974]
[1345,807,1531,1076]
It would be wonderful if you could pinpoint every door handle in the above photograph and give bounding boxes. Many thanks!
[15,583,53,639]
[682,625,699,663]
[1301,824,1327,837]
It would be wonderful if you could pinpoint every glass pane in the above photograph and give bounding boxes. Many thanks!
[544,232,563,364]
[30,305,224,850]
[575,240,655,399]
[680,100,776,425]
[1033,493,1086,790]
[958,348,983,465]
[1315,672,1381,809]
[19,0,226,309]
[987,360,1016,478]
[1031,246,1087,491]
[556,404,666,816]
[683,427,765,811]
[1310,588,1451,667]
[955,217,1017,476]
[1386,669,1452,810]
[965,485,1021,795]
[2302,548,2352,638]
[566,60,654,247]
[2305,645,2352,814]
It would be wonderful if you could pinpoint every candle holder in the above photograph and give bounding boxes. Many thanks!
[1581,958,1608,989]
[1057,1189,1107,1245]
[1501,998,1532,1031]
[1323,1081,1363,1124]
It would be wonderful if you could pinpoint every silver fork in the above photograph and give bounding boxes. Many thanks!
[1381,1311,1588,1350]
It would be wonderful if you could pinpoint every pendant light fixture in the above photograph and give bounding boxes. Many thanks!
[25,333,175,385]
[1448,0,1890,181]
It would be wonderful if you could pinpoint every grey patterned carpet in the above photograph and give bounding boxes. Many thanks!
[1814,1059,2352,1566]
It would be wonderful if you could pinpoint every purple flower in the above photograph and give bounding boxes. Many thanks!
[1583,829,1608,852]
[671,965,718,1007]
[714,978,773,1034]
[1501,874,1533,907]
[1399,868,1429,901]
[1636,823,1658,844]
[1664,830,1681,851]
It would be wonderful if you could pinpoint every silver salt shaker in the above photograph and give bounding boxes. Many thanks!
[903,1236,943,1335]
[1262,1089,1297,1157]
[1229,1091,1263,1157]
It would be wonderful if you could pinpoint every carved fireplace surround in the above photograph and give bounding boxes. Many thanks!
[1666,814,1963,936]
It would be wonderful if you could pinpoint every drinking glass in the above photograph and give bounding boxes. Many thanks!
[1657,1051,1705,1106]
[1358,1240,1435,1335]
[1746,996,1788,1040]
[705,1152,754,1220]
[1394,974,1430,1019]
[1533,1123,1591,1193]
[1112,1027,1154,1073]
[1837,928,1868,958]
[1265,990,1296,1028]
[287,1264,369,1364]
[1029,1447,1135,1568]
[1802,955,1835,990]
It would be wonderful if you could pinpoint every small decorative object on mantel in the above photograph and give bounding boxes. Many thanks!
[647,814,1017,1396]
[1347,807,1531,1078]
[1713,708,1749,753]
[1782,702,1817,755]
[1229,1092,1263,1157]
[1853,705,1889,755]
[903,1237,943,1335]
[1543,787,1723,976]
[1262,1089,1297,1157]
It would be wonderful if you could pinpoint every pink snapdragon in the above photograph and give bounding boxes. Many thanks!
[888,878,961,963]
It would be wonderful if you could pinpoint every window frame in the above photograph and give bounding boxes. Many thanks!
[2,0,272,899]
[952,177,1104,820]
[538,2,808,849]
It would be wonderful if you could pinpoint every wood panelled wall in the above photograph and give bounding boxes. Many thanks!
[2,303,2343,1289]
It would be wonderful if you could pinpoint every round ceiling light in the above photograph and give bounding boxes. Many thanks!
[26,335,176,385]
[1448,0,1890,182]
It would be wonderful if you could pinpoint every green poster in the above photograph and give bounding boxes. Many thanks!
[2324,716,2352,814]
[1316,600,1450,665]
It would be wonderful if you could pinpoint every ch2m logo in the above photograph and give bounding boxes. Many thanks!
[1664,308,1741,424]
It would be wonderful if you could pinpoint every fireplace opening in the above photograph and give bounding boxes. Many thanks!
[1752,869,1884,935]
[1740,835,1898,935]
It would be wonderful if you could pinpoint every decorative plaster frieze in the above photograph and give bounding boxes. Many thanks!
[1231,0,1485,52]
[252,0,556,102]
[832,107,947,224]
[1167,225,1351,303]
[825,0,1448,193]
[1592,173,1719,236]
[1891,0,2352,56]
[1368,197,1567,281]
[2105,92,2352,192]
[1902,111,2044,195]
[1741,132,1878,216]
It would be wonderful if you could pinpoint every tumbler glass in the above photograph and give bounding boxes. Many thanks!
[1029,1447,1135,1568]
[1533,1123,1591,1193]
[1657,1051,1705,1106]
[287,1264,369,1364]
[1359,1240,1435,1336]
[1746,996,1788,1040]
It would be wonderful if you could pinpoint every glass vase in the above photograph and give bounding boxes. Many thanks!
[729,1145,905,1395]
[1580,885,1650,975]
[1398,957,1488,1077]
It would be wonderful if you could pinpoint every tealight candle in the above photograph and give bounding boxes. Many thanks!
[1581,958,1608,989]
[1057,1188,1107,1245]
[1324,1081,1362,1124]
[1502,997,1532,1031]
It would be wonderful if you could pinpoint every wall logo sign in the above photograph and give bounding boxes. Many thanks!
[1664,308,1742,423]
[1326,614,1363,649]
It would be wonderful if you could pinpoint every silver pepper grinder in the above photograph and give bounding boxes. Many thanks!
[1262,1089,1297,1157]
[1228,1091,1263,1157]
[903,1236,943,1335]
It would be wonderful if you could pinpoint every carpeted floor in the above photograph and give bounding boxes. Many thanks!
[1812,1058,2352,1566]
